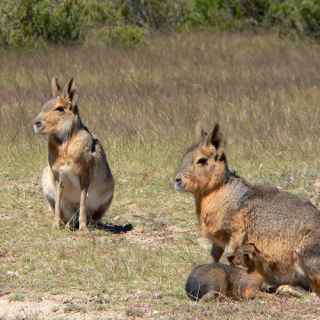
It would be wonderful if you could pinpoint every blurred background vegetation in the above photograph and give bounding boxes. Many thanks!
[1,0,320,48]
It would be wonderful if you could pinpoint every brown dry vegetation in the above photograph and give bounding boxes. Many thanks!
[1,32,320,319]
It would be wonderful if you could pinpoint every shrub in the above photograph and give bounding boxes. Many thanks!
[0,0,85,47]
[1,0,320,47]
[93,25,145,47]
[120,0,188,31]
[268,0,320,39]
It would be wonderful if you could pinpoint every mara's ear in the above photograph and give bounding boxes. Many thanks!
[62,78,79,108]
[208,123,222,150]
[51,77,61,97]
[195,121,208,143]
[205,123,226,161]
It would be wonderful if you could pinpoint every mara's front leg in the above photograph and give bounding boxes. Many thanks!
[221,209,248,261]
[211,244,224,262]
[53,178,65,229]
[79,187,89,232]
[222,229,246,261]
[79,174,90,232]
[200,222,227,262]
[209,228,247,263]
[41,166,56,213]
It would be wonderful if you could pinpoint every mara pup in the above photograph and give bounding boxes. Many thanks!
[175,123,320,295]
[228,243,278,291]
[33,77,114,231]
[229,243,316,296]
[186,261,263,301]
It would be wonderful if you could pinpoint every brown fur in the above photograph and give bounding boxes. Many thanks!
[175,123,320,294]
[33,77,114,231]
[185,261,263,301]
[229,244,278,288]
[229,243,313,295]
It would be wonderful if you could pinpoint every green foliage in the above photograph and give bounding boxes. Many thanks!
[268,0,320,39]
[188,0,320,39]
[186,0,232,29]
[1,0,320,47]
[120,0,188,30]
[0,0,86,47]
[187,0,270,29]
[0,0,186,47]
[93,25,145,47]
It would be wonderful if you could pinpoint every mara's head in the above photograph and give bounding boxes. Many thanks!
[33,77,79,139]
[228,243,261,273]
[175,124,228,195]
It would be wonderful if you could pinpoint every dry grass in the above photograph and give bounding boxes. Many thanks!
[1,31,320,319]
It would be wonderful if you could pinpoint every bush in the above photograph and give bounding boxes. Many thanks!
[92,25,145,47]
[1,0,320,47]
[0,0,86,47]
[0,0,186,47]
[188,0,320,39]
[120,0,188,31]
[268,0,320,39]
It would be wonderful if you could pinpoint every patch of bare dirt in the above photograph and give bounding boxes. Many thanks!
[0,294,125,320]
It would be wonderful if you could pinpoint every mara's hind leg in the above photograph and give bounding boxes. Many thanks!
[296,244,320,296]
[91,194,113,223]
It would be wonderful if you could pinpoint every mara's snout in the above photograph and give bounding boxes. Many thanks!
[33,117,43,134]
[174,175,185,192]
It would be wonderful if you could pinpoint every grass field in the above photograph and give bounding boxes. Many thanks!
[1,31,320,319]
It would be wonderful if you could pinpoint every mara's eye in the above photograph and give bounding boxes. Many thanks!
[197,157,208,165]
[55,106,65,112]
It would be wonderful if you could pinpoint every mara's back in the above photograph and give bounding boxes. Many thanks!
[242,182,320,268]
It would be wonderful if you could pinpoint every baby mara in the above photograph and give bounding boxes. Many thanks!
[186,244,264,301]
[185,243,313,301]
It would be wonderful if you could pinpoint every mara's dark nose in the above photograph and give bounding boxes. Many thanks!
[175,177,182,185]
[34,121,41,128]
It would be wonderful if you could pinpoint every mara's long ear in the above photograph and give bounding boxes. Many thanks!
[208,123,222,150]
[62,78,79,108]
[195,121,208,143]
[51,77,61,97]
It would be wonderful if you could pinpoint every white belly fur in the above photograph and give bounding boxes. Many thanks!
[42,165,112,218]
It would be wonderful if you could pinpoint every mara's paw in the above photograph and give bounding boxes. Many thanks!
[276,285,305,298]
[79,224,89,233]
